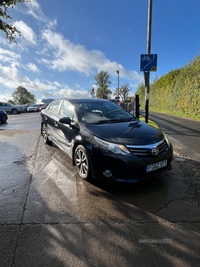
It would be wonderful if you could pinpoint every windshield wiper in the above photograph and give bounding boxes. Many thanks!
[95,119,125,124]
[103,108,122,115]
[126,117,138,122]
[95,120,113,124]
[93,117,137,124]
[86,117,138,125]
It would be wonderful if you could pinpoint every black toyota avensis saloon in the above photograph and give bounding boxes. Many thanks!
[41,98,173,183]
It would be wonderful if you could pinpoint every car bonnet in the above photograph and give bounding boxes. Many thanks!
[85,120,164,146]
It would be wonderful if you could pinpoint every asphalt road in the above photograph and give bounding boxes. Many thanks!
[0,112,200,267]
[140,109,200,161]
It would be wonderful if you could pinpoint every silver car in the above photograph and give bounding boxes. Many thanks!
[0,102,22,114]
[27,104,43,112]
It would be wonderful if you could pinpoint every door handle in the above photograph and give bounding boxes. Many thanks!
[54,121,58,127]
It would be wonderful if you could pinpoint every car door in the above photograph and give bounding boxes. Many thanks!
[45,100,62,141]
[57,100,79,157]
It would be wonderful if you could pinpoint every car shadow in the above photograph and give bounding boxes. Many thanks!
[1,136,200,267]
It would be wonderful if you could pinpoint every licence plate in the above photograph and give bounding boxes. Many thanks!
[146,160,167,172]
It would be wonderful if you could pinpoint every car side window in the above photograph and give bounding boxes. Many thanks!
[47,103,53,111]
[51,100,61,114]
[60,101,76,122]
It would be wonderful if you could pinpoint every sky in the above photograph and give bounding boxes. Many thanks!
[0,0,200,103]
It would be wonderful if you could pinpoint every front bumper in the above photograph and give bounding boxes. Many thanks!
[87,145,173,183]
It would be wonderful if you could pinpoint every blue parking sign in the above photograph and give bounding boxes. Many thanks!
[140,54,157,72]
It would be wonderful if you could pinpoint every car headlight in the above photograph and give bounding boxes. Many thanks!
[94,136,132,156]
[164,133,170,146]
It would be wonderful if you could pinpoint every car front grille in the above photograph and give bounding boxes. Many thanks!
[126,139,168,157]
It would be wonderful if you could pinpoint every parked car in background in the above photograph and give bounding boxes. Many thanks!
[38,103,49,112]
[0,109,8,123]
[27,104,43,112]
[20,103,33,112]
[41,98,173,183]
[0,102,22,114]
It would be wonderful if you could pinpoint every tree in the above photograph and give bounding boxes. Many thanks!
[7,99,15,104]
[0,0,30,43]
[95,71,112,99]
[89,86,96,98]
[136,82,145,107]
[12,86,36,104]
[114,83,131,103]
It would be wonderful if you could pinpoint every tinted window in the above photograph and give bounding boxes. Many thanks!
[51,100,61,114]
[60,101,76,122]
[0,103,7,106]
[47,102,53,111]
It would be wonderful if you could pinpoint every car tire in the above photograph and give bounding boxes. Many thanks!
[12,109,18,114]
[1,114,7,123]
[42,124,52,145]
[74,145,91,180]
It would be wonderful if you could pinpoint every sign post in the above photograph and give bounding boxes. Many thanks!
[140,53,157,123]
[144,0,153,123]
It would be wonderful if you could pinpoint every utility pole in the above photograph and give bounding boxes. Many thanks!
[144,0,153,123]
[116,70,119,98]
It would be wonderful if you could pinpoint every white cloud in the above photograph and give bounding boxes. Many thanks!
[0,48,21,63]
[13,21,37,45]
[26,63,40,73]
[0,93,12,102]
[41,30,143,82]
[53,81,61,87]
[0,35,11,46]
[76,84,84,90]
[25,0,45,22]
[0,63,56,91]
[25,0,57,29]
[0,62,88,100]
[36,47,50,56]
[55,88,90,99]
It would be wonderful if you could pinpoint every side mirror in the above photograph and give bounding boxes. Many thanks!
[59,117,71,125]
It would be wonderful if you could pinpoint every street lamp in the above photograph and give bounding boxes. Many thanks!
[116,70,119,97]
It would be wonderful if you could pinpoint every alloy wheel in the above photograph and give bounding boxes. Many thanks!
[75,145,91,180]
[12,109,18,114]
[42,124,51,145]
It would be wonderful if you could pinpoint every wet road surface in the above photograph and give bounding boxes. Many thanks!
[0,112,200,266]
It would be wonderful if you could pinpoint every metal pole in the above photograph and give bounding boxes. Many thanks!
[145,0,153,123]
[116,70,119,97]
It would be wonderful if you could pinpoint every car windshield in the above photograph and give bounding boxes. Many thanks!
[75,101,135,124]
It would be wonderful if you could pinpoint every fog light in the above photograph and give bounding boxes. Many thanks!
[103,170,113,178]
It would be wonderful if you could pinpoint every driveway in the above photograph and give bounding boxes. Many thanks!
[0,113,200,267]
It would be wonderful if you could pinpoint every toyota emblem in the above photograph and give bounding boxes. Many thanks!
[151,147,159,156]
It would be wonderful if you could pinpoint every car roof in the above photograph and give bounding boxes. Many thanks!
[53,98,110,104]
